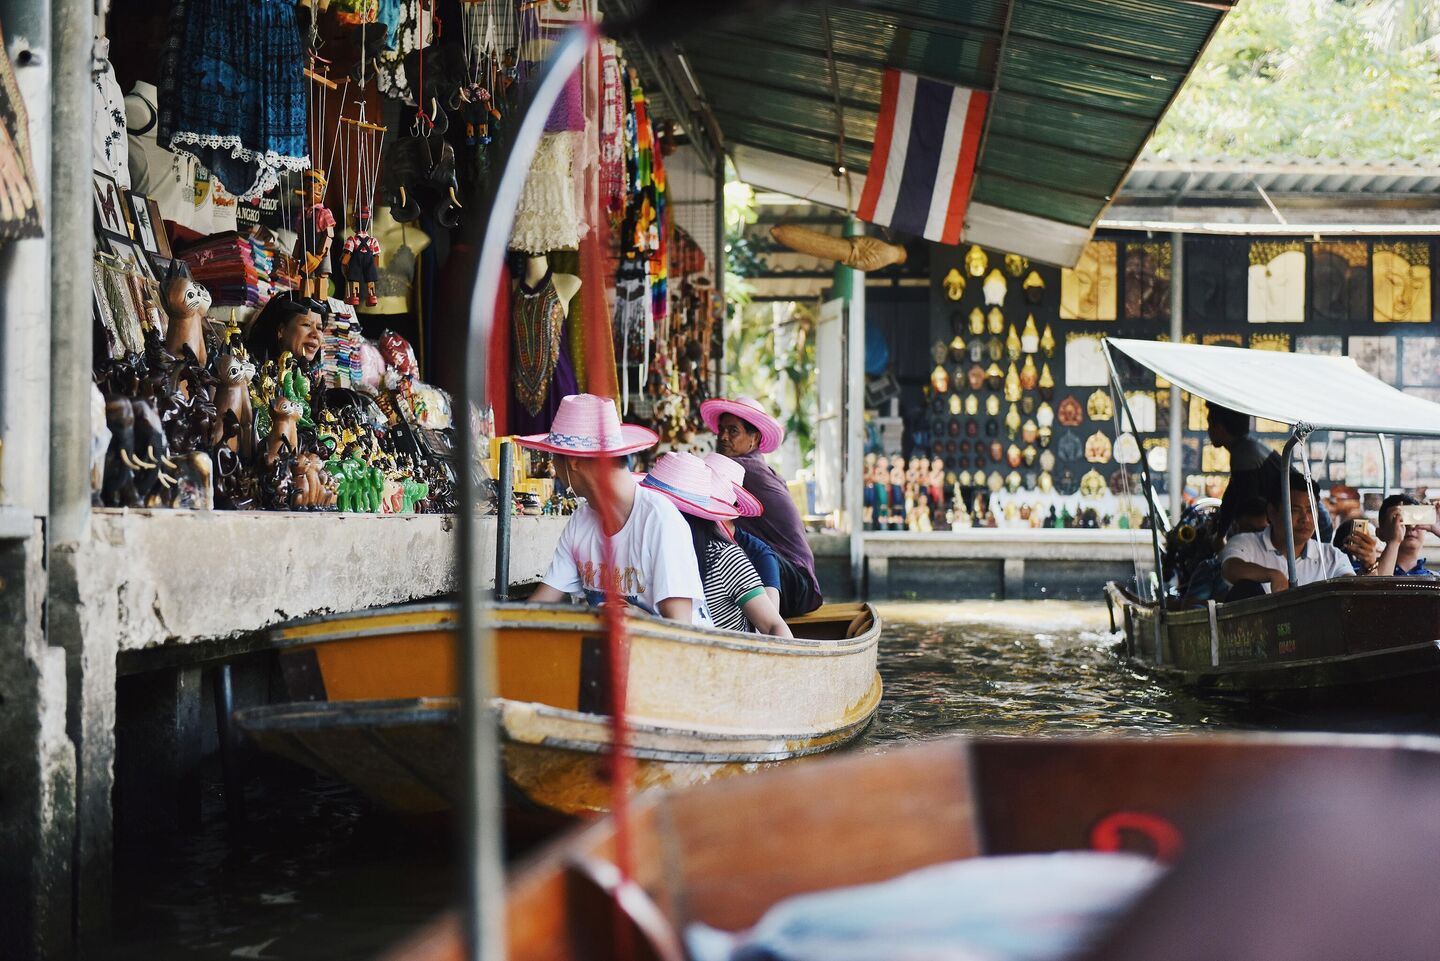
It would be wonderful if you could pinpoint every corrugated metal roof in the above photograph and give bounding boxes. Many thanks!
[1122,160,1440,198]
[677,0,1228,239]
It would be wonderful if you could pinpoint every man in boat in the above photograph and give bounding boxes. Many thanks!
[1374,494,1440,577]
[702,396,823,617]
[521,393,711,625]
[1207,403,1292,540]
[1219,469,1376,596]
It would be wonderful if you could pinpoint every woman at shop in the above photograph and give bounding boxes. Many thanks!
[245,295,326,365]
[640,452,792,638]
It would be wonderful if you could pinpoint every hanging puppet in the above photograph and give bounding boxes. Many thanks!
[294,168,336,299]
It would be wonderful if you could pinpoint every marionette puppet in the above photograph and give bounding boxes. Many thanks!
[342,206,382,307]
[294,169,336,299]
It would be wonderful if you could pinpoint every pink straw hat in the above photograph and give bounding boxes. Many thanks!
[704,452,763,517]
[700,396,785,454]
[638,451,740,522]
[516,393,658,457]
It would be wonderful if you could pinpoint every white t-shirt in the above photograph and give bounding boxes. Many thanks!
[542,485,712,626]
[1219,527,1354,591]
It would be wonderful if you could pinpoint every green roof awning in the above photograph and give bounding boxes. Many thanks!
[676,0,1229,265]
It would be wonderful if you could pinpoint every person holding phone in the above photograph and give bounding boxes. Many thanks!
[1374,494,1440,577]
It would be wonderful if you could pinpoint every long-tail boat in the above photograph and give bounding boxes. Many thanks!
[235,601,882,815]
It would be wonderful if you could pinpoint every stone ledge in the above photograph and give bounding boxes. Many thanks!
[85,510,565,651]
[863,529,1159,562]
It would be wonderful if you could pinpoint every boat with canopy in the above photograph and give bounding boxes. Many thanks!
[1101,338,1440,696]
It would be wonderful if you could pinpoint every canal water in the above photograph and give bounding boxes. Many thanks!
[105,601,1440,960]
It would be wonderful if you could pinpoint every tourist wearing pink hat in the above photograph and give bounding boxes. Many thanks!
[639,452,792,638]
[705,451,783,611]
[522,394,710,626]
[702,396,823,617]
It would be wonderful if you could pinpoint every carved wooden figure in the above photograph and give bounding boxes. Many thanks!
[211,351,257,458]
[162,262,213,374]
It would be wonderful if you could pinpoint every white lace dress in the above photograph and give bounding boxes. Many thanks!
[509,131,580,254]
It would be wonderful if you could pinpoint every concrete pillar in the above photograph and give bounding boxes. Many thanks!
[840,218,866,595]
[1003,558,1027,600]
[0,526,76,961]
[867,556,889,600]
[115,666,204,838]
[1168,232,1184,520]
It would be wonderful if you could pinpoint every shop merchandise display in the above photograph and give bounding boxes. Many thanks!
[885,235,1440,533]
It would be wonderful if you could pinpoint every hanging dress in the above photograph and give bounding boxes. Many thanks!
[509,131,581,254]
[157,0,308,201]
[509,268,578,435]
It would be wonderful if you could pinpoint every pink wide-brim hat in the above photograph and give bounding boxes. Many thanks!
[516,393,658,457]
[703,451,763,517]
[700,396,784,454]
[638,451,739,522]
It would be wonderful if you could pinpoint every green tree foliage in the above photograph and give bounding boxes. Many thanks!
[1147,0,1440,163]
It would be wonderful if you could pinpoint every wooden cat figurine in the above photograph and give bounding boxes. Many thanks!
[162,261,212,373]
[211,351,257,458]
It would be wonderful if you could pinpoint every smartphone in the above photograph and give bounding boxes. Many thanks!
[1352,518,1372,538]
[1398,504,1434,527]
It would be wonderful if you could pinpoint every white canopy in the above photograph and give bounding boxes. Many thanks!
[1104,338,1440,438]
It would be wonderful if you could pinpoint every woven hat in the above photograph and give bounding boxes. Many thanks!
[639,451,739,522]
[700,396,784,454]
[515,393,657,457]
[704,452,763,517]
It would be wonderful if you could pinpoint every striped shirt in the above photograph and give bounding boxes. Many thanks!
[703,540,765,633]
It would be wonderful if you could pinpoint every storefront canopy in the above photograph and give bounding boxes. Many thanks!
[679,0,1231,266]
[1105,338,1440,438]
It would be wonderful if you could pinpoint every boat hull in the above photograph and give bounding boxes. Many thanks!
[1105,577,1440,696]
[241,601,883,815]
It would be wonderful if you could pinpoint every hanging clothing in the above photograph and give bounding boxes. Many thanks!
[126,81,219,233]
[510,268,576,432]
[93,46,130,189]
[158,0,308,201]
[375,0,435,106]
[509,131,581,254]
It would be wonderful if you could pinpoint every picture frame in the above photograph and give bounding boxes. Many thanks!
[93,170,129,239]
[126,191,171,259]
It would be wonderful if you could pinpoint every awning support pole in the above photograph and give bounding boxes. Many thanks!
[1378,432,1389,496]
[1103,345,1166,603]
[1168,232,1184,520]
[1279,431,1303,587]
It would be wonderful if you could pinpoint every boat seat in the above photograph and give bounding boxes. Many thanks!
[563,856,685,961]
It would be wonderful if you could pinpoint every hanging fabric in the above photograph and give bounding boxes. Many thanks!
[158,0,309,201]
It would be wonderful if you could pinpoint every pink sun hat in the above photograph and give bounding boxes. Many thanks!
[704,451,763,517]
[700,396,785,454]
[515,393,658,457]
[638,451,740,522]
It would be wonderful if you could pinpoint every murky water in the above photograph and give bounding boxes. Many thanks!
[106,601,1440,960]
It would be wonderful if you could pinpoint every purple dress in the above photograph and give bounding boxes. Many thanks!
[508,270,579,436]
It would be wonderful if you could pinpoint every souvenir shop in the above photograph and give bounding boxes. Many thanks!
[88,0,720,519]
[864,233,1437,534]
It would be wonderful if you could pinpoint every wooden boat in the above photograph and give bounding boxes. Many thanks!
[378,733,1440,961]
[1096,338,1440,702]
[236,601,882,815]
[1105,577,1440,696]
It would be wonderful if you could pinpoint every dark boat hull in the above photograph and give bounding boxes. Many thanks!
[1105,577,1440,696]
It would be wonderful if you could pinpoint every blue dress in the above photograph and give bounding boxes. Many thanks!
[158,0,308,201]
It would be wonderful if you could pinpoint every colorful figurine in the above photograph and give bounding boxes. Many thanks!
[294,169,336,299]
[341,207,382,307]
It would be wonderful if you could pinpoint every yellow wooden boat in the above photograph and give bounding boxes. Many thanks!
[236,601,882,816]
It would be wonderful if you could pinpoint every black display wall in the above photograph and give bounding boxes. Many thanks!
[893,231,1440,513]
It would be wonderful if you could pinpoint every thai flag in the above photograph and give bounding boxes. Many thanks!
[857,69,989,246]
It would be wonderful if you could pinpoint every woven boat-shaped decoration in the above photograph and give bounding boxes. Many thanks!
[770,224,907,271]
